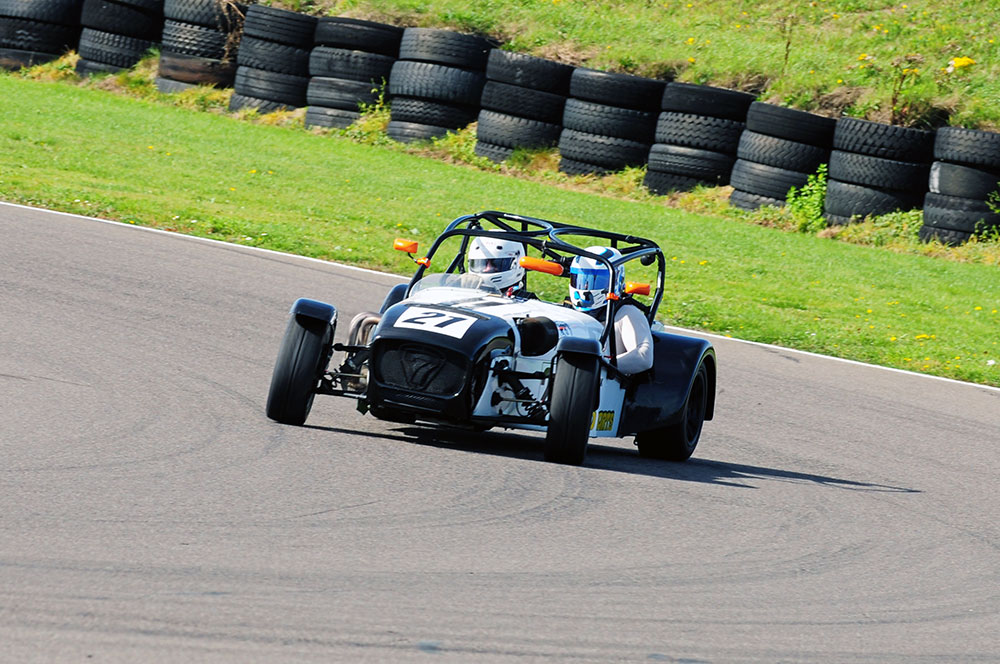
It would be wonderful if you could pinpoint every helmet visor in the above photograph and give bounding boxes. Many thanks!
[570,266,611,291]
[469,256,517,274]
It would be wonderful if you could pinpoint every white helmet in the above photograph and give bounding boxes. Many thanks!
[467,235,525,290]
[569,246,624,311]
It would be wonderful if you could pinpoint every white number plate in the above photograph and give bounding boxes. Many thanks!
[393,307,478,338]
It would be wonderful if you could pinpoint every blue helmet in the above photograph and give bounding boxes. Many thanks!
[569,246,624,311]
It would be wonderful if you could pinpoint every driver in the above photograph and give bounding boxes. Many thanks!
[467,235,534,298]
[569,246,653,375]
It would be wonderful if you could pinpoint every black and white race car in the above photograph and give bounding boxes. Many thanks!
[266,210,716,465]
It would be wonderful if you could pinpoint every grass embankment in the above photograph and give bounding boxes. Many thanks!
[2,75,998,386]
[291,0,1000,128]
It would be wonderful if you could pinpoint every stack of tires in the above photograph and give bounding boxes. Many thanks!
[644,82,755,194]
[386,27,493,143]
[305,17,403,130]
[823,118,934,225]
[729,102,836,210]
[156,0,243,93]
[557,68,666,175]
[0,0,82,70]
[921,127,1000,245]
[473,50,573,162]
[229,4,315,113]
[76,0,163,76]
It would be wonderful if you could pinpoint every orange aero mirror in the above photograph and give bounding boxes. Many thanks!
[394,238,418,254]
[625,281,651,296]
[520,256,563,276]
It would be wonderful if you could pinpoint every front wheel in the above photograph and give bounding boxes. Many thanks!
[544,352,600,465]
[265,315,332,425]
[636,360,708,461]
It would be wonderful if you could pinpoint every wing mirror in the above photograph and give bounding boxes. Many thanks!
[625,282,651,296]
[394,238,418,253]
[520,256,564,276]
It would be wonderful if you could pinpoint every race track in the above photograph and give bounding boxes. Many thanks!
[1,202,997,662]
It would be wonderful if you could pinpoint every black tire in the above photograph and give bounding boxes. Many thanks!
[654,112,744,153]
[558,157,612,176]
[477,109,561,149]
[729,159,810,201]
[0,46,59,69]
[228,91,292,113]
[234,66,307,106]
[164,0,244,30]
[562,97,656,142]
[486,48,573,94]
[933,126,1000,169]
[308,46,394,82]
[918,225,972,246]
[480,80,565,124]
[305,105,360,129]
[922,192,1000,234]
[659,81,754,121]
[307,76,378,111]
[161,19,226,59]
[243,4,315,49]
[736,130,828,172]
[75,56,123,75]
[155,74,195,92]
[828,150,930,191]
[558,128,650,170]
[386,119,451,143]
[265,314,332,426]
[643,169,704,195]
[544,352,599,465]
[158,49,234,86]
[745,101,836,148]
[928,161,1000,199]
[0,0,82,24]
[729,188,785,210]
[77,28,154,68]
[569,67,666,111]
[636,361,708,461]
[833,117,935,162]
[113,0,161,11]
[237,35,309,76]
[0,16,78,52]
[646,143,735,183]
[313,16,403,56]
[80,0,161,39]
[390,96,476,128]
[474,140,514,162]
[824,179,924,218]
[388,59,485,106]
[397,27,492,70]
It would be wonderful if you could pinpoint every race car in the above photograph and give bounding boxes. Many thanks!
[265,210,716,465]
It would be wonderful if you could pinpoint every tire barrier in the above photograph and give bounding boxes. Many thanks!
[643,82,754,194]
[557,67,666,175]
[921,127,1000,245]
[76,0,162,76]
[306,17,402,129]
[156,0,243,89]
[228,4,314,112]
[729,102,835,210]
[474,49,573,162]
[0,0,82,69]
[387,27,493,143]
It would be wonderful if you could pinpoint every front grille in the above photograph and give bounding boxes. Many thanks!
[375,342,468,397]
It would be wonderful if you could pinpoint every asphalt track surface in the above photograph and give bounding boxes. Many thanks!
[1,202,998,663]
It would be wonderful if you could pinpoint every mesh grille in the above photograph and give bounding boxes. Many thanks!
[376,342,467,396]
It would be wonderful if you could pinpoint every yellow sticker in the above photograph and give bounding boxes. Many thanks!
[591,410,615,432]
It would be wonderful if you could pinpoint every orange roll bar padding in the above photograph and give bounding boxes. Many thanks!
[520,255,564,276]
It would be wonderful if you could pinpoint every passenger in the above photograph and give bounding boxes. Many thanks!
[568,246,653,375]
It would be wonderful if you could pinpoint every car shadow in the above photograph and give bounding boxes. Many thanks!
[302,423,918,493]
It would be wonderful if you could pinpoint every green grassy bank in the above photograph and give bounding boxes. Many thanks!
[3,76,998,386]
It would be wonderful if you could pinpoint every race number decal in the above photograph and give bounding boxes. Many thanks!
[591,410,615,432]
[394,307,478,338]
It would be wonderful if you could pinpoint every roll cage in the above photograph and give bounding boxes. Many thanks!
[403,210,666,350]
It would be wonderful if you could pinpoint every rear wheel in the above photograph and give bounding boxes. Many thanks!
[266,315,332,425]
[637,361,708,461]
[544,353,599,465]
